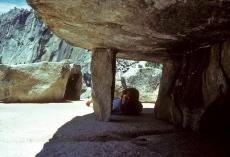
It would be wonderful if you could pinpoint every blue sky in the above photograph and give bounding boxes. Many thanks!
[0,0,31,14]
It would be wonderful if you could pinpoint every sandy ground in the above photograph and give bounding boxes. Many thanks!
[0,100,94,157]
[0,100,154,157]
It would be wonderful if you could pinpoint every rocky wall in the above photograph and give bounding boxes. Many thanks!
[155,40,230,131]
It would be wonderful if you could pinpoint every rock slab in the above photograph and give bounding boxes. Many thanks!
[0,61,82,102]
[27,0,230,61]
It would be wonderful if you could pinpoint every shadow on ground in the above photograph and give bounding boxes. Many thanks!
[36,108,230,157]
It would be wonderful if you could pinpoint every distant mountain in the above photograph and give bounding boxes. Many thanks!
[0,8,91,70]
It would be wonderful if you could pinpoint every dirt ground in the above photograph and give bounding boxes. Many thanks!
[0,100,229,157]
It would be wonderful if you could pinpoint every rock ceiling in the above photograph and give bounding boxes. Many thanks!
[27,0,230,62]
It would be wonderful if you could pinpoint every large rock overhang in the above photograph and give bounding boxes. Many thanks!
[26,0,230,62]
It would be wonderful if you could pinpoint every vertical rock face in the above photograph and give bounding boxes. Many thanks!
[0,61,82,102]
[0,8,46,64]
[155,40,230,131]
[0,8,91,82]
[200,42,230,132]
[155,59,182,123]
[91,49,116,121]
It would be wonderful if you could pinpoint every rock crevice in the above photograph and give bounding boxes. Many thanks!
[155,40,230,131]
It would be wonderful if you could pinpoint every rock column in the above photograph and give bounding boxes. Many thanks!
[91,49,116,121]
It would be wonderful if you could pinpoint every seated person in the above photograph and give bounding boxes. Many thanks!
[86,88,143,115]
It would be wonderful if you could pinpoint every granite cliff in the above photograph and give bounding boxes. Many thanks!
[0,8,91,76]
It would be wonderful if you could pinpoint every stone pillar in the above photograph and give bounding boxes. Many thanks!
[91,48,116,121]
[155,59,183,124]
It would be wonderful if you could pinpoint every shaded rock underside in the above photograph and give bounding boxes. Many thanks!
[27,0,230,62]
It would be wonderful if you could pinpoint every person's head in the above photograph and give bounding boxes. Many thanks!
[121,88,139,105]
[121,88,141,115]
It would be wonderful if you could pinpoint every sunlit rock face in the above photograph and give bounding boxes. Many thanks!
[27,0,230,62]
[0,61,82,103]
[0,8,91,80]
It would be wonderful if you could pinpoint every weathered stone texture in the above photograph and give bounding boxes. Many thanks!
[155,40,230,131]
[155,59,183,124]
[91,49,116,121]
[26,0,230,130]
[26,0,230,61]
[0,61,82,102]
[200,42,230,132]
